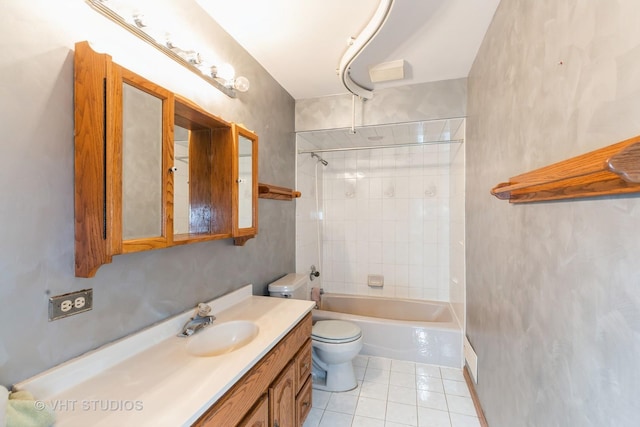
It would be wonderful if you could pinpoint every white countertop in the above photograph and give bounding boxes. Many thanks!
[15,285,315,426]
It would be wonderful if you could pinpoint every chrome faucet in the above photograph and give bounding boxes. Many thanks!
[178,303,216,337]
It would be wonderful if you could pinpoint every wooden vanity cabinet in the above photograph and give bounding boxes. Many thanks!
[194,313,313,427]
[238,395,268,427]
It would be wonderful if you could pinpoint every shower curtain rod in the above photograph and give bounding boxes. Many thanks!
[298,139,463,155]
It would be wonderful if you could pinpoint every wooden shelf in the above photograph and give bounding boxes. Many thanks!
[491,135,640,203]
[258,183,301,200]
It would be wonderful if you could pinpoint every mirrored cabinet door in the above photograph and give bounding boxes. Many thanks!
[232,124,258,245]
[113,67,174,254]
[121,82,163,240]
[74,41,174,277]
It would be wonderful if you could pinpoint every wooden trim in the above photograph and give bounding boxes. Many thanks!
[463,366,488,427]
[233,236,253,246]
[491,135,640,203]
[73,41,112,277]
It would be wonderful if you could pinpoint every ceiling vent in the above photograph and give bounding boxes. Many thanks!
[368,59,406,83]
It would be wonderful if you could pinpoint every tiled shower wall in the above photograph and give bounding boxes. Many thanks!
[318,144,453,301]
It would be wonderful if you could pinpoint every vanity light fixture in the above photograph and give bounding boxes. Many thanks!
[86,0,250,97]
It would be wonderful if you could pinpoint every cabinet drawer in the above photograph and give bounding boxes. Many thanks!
[238,394,268,427]
[295,376,312,427]
[294,339,312,393]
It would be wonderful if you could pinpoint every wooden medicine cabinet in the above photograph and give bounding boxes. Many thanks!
[74,41,258,277]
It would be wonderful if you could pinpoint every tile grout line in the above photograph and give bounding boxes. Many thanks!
[307,356,481,427]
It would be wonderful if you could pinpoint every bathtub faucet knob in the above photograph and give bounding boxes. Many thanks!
[310,265,321,281]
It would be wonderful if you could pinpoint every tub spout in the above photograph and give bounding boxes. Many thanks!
[311,287,323,308]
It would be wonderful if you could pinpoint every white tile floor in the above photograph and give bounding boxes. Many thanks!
[303,355,480,427]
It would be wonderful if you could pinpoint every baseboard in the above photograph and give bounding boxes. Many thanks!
[463,365,489,427]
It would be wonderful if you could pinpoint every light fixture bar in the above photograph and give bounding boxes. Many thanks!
[85,0,236,98]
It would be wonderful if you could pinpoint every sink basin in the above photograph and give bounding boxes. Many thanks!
[186,320,259,357]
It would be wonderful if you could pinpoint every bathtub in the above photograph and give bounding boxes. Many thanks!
[312,293,463,368]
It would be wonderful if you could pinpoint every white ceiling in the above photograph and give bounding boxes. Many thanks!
[195,0,501,100]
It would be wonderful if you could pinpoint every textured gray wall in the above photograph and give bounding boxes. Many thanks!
[0,0,294,386]
[466,1,640,426]
[295,78,467,131]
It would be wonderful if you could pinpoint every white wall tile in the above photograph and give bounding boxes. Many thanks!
[300,144,454,301]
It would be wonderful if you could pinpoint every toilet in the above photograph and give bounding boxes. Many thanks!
[268,273,363,392]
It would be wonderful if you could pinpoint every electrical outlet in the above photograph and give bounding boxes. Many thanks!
[49,289,93,321]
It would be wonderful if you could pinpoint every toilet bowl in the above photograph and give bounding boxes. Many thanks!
[310,319,363,391]
[268,273,363,392]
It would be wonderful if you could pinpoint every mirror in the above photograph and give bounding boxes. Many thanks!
[237,135,253,228]
[122,82,163,240]
[232,124,258,245]
[173,125,190,235]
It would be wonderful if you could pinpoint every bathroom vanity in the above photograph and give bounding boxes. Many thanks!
[15,286,315,426]
[194,313,312,426]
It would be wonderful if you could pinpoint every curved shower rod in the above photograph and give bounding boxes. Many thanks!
[337,0,395,100]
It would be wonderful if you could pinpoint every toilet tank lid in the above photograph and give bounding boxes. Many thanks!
[268,273,308,292]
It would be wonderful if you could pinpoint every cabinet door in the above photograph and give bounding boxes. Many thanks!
[232,124,258,246]
[269,362,295,427]
[74,41,174,277]
[116,66,174,255]
[238,394,269,427]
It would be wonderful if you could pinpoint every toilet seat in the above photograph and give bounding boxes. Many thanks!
[312,320,362,344]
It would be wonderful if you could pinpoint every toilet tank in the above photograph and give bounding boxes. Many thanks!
[268,273,309,300]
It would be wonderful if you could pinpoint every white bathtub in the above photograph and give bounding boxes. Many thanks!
[312,293,463,368]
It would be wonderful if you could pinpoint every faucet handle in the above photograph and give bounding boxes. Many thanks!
[196,303,212,317]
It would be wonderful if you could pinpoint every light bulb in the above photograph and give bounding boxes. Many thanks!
[217,63,235,82]
[233,76,250,93]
